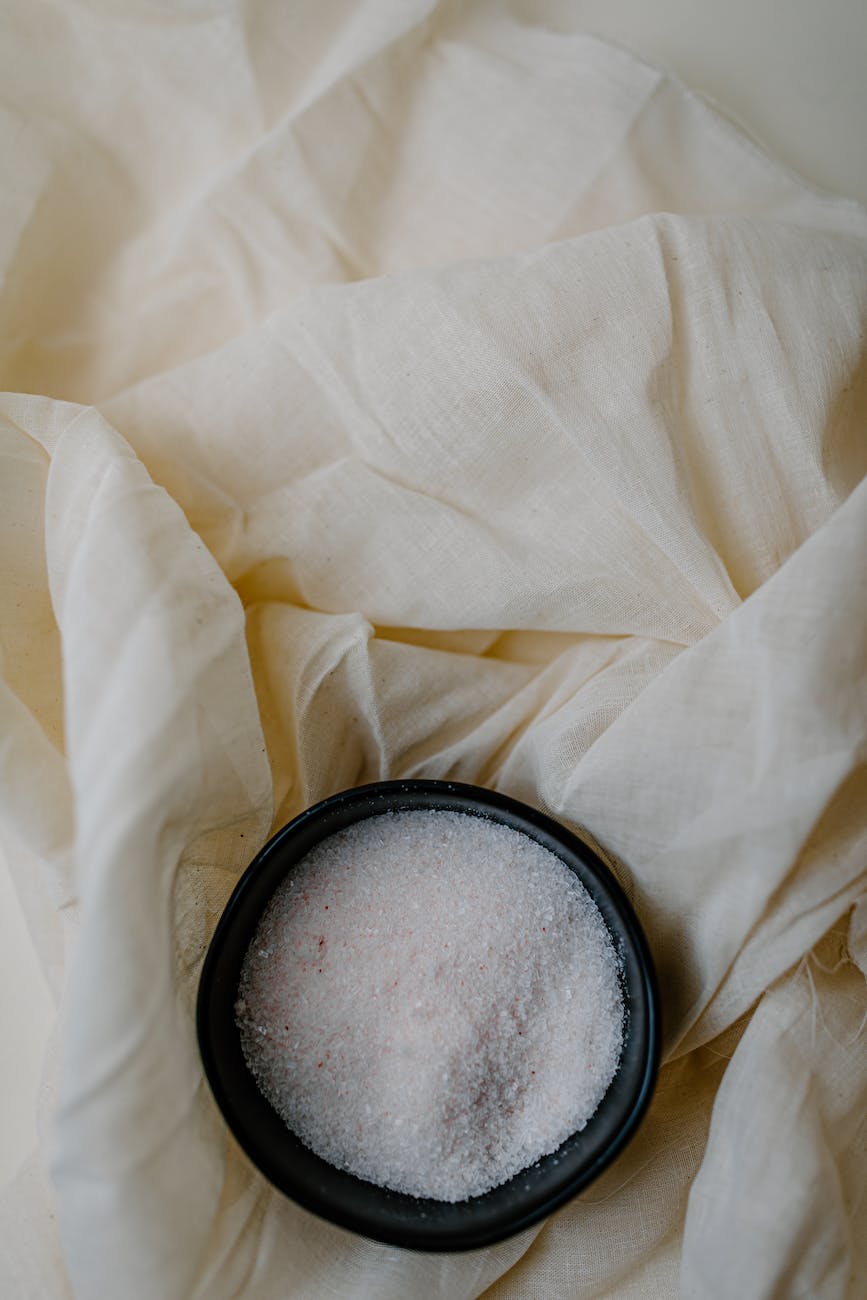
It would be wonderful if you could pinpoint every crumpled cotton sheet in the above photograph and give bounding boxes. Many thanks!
[1,2,866,1297]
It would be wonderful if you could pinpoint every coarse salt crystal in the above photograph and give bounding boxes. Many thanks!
[236,809,624,1201]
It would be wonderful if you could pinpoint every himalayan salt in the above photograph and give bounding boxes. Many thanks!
[236,809,624,1201]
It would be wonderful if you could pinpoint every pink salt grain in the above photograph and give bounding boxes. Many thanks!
[236,810,624,1202]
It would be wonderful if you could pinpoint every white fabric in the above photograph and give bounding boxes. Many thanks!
[1,2,866,1297]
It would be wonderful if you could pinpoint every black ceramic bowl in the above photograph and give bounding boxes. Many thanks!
[197,779,660,1251]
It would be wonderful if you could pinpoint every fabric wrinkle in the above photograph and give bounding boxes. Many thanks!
[0,4,866,1298]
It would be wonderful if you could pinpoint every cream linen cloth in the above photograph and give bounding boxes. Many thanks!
[1,2,866,1297]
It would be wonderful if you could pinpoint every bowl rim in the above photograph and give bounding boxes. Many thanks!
[196,779,661,1251]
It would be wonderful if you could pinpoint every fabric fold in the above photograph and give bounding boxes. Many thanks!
[0,3,865,1297]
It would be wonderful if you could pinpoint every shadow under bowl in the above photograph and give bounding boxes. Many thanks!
[197,779,660,1251]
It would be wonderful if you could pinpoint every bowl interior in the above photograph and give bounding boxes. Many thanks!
[197,780,660,1251]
